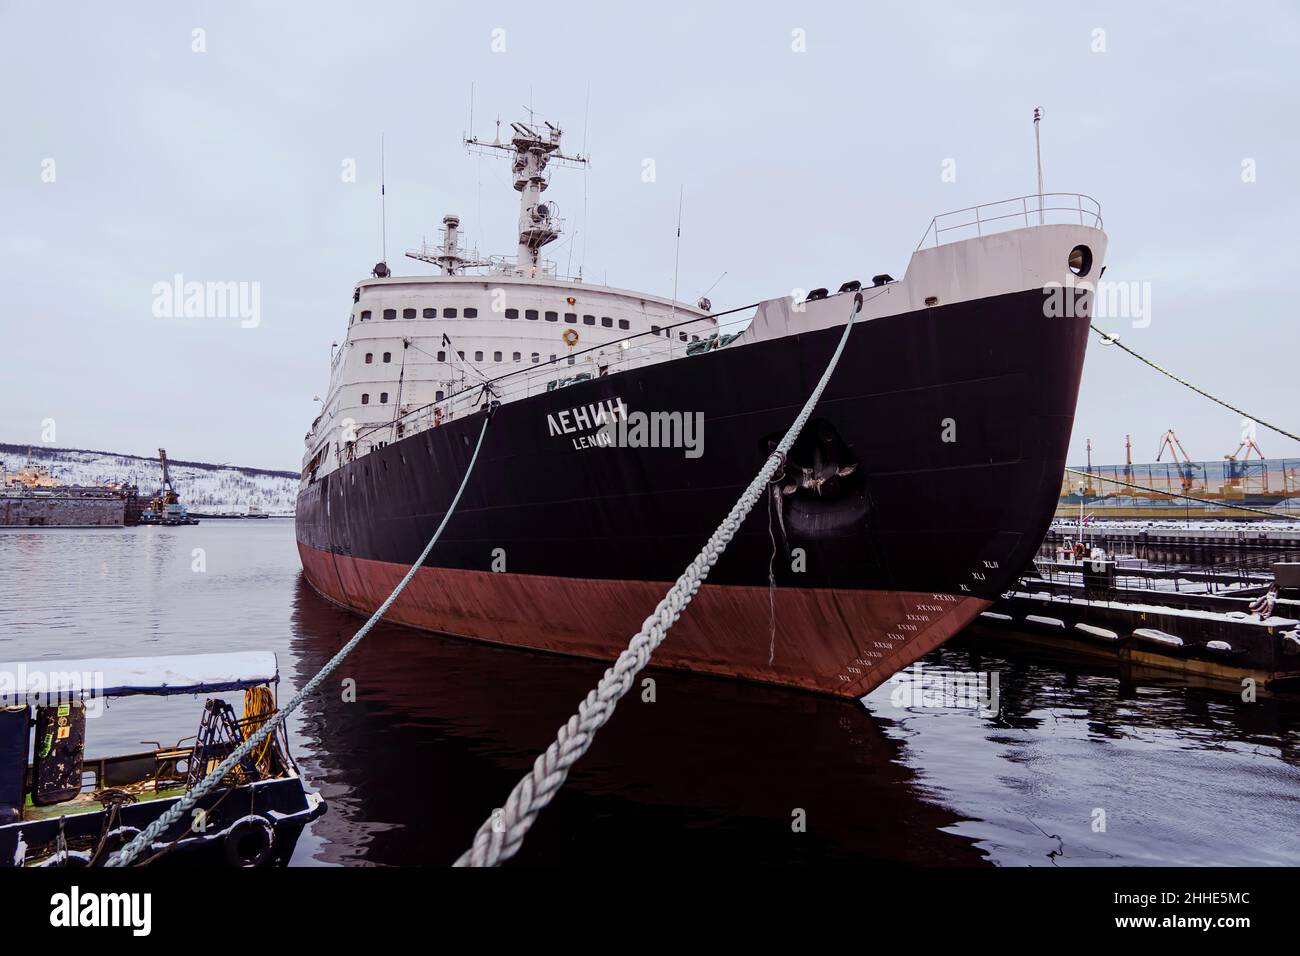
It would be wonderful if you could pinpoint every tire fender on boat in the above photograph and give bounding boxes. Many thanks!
[223,814,276,867]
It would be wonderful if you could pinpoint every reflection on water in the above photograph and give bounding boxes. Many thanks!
[288,581,979,866]
[3,522,1300,866]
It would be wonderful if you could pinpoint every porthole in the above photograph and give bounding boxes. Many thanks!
[1068,244,1093,277]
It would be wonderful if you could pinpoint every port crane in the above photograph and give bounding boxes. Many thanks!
[156,448,179,508]
[1155,429,1198,491]
[1224,426,1268,492]
[139,448,197,525]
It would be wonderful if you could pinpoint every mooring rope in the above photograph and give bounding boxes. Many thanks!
[454,292,865,867]
[107,410,496,867]
[1063,467,1297,520]
[1090,325,1300,443]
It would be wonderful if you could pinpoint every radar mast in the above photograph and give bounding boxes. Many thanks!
[465,118,589,276]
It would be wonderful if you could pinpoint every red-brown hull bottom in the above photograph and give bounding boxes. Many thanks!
[297,543,989,698]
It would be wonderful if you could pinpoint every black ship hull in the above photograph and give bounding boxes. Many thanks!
[296,287,1090,697]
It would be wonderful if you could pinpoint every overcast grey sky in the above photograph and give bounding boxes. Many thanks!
[2,1,1298,471]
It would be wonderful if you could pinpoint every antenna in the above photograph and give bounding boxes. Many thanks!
[1032,107,1044,224]
[580,81,590,281]
[380,133,388,263]
[698,270,727,302]
[668,186,684,326]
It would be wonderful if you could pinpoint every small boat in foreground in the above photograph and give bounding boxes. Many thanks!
[0,652,324,867]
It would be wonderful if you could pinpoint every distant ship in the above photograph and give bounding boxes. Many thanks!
[1,450,134,528]
[295,114,1107,698]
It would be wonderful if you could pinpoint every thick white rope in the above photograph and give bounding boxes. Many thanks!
[1091,324,1300,443]
[107,412,495,866]
[455,293,864,866]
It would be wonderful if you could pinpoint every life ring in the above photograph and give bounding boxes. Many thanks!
[562,328,580,347]
[223,814,276,867]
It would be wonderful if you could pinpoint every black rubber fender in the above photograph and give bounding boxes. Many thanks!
[223,814,276,867]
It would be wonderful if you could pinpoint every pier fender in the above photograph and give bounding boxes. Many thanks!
[1132,628,1184,648]
[223,814,276,867]
[1074,622,1120,641]
[1025,614,1066,629]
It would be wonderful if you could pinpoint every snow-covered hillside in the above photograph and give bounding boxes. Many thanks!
[0,444,298,515]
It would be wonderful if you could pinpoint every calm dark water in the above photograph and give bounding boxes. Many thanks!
[3,521,1300,866]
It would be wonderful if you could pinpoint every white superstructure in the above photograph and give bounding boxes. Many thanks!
[302,118,717,482]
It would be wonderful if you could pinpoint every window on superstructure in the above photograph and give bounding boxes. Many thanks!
[360,310,371,321]
[564,313,577,324]
[493,351,503,362]
[423,307,436,318]
[457,351,465,360]
[690,335,699,342]
[380,392,389,403]
[582,314,595,325]
[513,351,521,361]
[525,309,538,320]
[365,353,373,364]
[383,352,392,363]
[601,316,613,328]
[651,325,661,335]
[437,350,446,362]
[679,332,688,342]
[444,308,457,318]
[474,350,484,362]
[465,307,478,317]
[550,354,557,362]
[505,308,519,319]
[617,319,630,330]
[531,352,540,363]
[403,308,416,319]
[383,309,396,320]
[567,356,575,366]
[436,389,445,400]
[545,311,558,322]
[361,393,370,405]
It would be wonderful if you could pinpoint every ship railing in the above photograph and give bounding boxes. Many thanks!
[915,193,1103,250]
[354,309,743,452]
